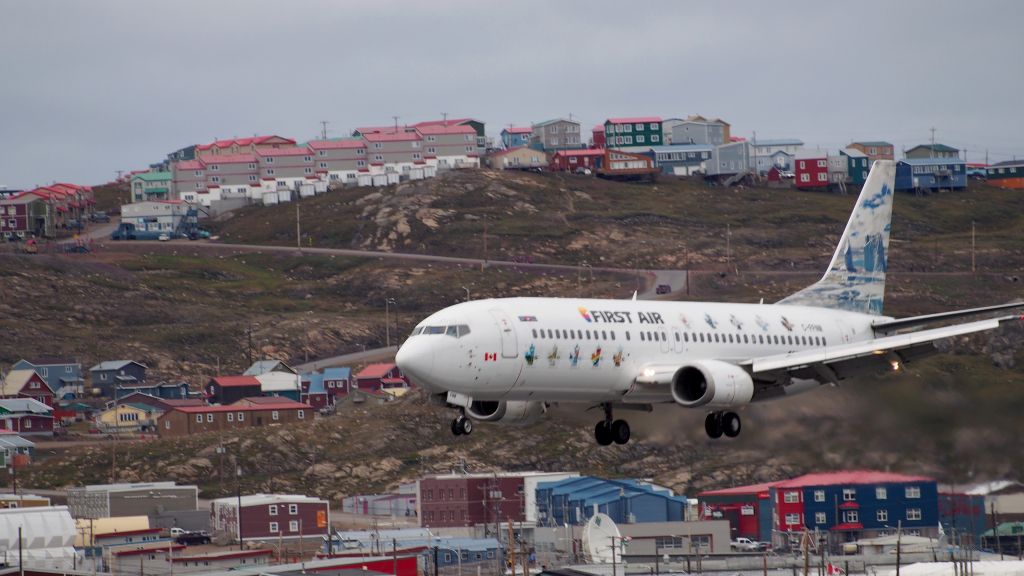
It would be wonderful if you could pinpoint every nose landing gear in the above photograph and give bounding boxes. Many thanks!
[705,411,741,439]
[594,403,631,446]
[451,412,473,436]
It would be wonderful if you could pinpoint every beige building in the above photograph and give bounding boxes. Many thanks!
[487,147,548,170]
[195,135,296,158]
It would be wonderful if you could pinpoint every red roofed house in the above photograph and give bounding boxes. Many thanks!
[256,146,315,193]
[354,363,409,393]
[171,159,207,204]
[201,154,260,203]
[195,135,296,158]
[550,149,605,173]
[0,192,55,239]
[360,130,424,175]
[700,471,938,546]
[206,376,261,405]
[414,124,480,169]
[698,481,780,542]
[591,125,606,149]
[0,369,56,407]
[307,139,368,185]
[157,398,313,437]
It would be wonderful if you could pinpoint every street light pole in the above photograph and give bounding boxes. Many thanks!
[385,298,396,348]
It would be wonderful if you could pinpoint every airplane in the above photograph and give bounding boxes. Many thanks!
[395,160,1022,445]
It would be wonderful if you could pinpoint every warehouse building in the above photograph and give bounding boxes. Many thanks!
[211,493,329,541]
[536,476,688,526]
[418,471,577,529]
[67,481,199,519]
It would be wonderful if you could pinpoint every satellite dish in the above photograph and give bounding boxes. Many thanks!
[582,513,622,564]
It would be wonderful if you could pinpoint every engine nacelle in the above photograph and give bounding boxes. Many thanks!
[671,360,754,408]
[466,400,547,426]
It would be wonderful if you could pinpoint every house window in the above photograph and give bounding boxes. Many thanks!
[427,147,436,154]
[289,520,299,532]
[907,508,922,520]
[269,521,279,533]
[272,411,279,421]
[304,168,313,174]
[195,414,203,423]
[877,509,888,522]
[319,162,327,169]
[238,412,244,421]
[357,160,366,167]
[210,164,220,171]
[785,513,801,526]
[289,504,298,514]
[266,169,276,175]
[412,153,421,160]
[265,157,274,163]
[303,156,311,162]
[637,135,645,143]
[650,123,658,130]
[318,150,326,157]
[465,146,473,153]
[165,420,170,429]
[269,505,278,516]
[24,419,31,429]
[227,413,234,422]
[374,155,383,161]
[652,135,660,142]
[297,410,305,419]
[374,142,383,149]
[905,486,921,499]
[635,123,643,131]
[876,487,887,500]
[101,373,107,381]
[845,510,859,523]
[194,171,202,177]
[206,413,214,423]
[842,488,856,501]
[814,490,825,502]
[817,173,827,182]
[784,491,800,503]
[815,512,826,524]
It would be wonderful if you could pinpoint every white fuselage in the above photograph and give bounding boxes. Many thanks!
[396,297,887,404]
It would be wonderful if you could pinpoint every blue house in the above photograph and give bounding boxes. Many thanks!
[643,144,713,175]
[895,158,967,192]
[114,381,189,400]
[500,127,533,149]
[322,367,352,396]
[12,358,83,399]
[536,476,687,526]
[841,148,871,186]
[89,360,147,397]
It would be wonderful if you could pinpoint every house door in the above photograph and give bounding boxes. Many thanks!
[256,417,263,426]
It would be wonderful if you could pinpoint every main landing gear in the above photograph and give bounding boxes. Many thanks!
[705,411,741,439]
[451,411,473,436]
[594,403,631,446]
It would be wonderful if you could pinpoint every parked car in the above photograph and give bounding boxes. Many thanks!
[157,233,171,242]
[731,537,769,552]
[90,212,111,223]
[174,530,212,546]
[655,284,671,295]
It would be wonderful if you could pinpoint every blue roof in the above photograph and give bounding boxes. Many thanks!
[647,144,713,153]
[304,372,326,394]
[899,158,965,166]
[323,367,351,380]
[753,139,804,147]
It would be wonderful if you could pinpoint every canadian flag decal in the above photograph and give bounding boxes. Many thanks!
[484,352,498,361]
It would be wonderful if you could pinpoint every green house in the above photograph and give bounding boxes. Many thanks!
[841,149,870,186]
[604,117,663,149]
[130,171,173,202]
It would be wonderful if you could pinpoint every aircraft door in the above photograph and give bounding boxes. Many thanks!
[659,328,670,353]
[672,327,685,353]
[489,309,519,358]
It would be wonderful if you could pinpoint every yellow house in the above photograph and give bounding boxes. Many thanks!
[95,403,161,433]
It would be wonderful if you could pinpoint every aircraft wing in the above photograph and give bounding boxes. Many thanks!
[747,314,1021,384]
[871,301,1023,335]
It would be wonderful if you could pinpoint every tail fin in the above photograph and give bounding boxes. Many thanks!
[778,160,896,315]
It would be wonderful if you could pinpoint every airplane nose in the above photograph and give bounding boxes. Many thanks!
[395,337,435,389]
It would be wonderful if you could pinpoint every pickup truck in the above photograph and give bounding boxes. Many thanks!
[174,530,212,545]
[730,537,769,552]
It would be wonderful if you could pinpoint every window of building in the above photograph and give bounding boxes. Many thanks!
[817,173,827,182]
[907,508,922,520]
[814,490,825,502]
[195,414,202,423]
[272,411,280,421]
[784,491,800,503]
[877,509,888,522]
[298,410,305,419]
[843,488,856,501]
[800,173,810,182]
[374,155,383,161]
[269,505,278,516]
[876,487,887,500]
[289,504,298,514]
[905,486,921,499]
[270,521,279,533]
[785,513,801,526]
[304,167,313,174]
[845,510,859,523]
[227,413,234,422]
[652,135,660,142]
[815,512,826,524]
[206,413,214,423]
[238,412,244,421]
[637,135,645,143]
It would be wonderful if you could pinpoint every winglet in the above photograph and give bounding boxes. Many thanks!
[631,291,638,301]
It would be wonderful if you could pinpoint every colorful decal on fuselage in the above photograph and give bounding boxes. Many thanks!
[705,313,718,329]
[612,347,624,367]
[569,345,580,367]
[524,343,536,366]
[729,314,743,330]
[755,315,769,331]
[547,345,561,367]
[591,347,603,367]
[781,316,794,331]
[678,313,692,329]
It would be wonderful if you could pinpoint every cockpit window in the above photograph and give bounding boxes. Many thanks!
[455,325,471,337]
[417,324,472,338]
[411,326,424,336]
[423,326,446,335]
[445,326,459,337]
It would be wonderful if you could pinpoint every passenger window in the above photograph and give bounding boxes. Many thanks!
[602,330,607,340]
[742,334,748,344]
[640,332,646,342]
[586,330,591,339]
[683,333,689,342]
[625,331,631,341]
[611,331,616,341]
[675,332,680,342]
[532,329,537,338]
[699,333,705,343]
[712,334,719,343]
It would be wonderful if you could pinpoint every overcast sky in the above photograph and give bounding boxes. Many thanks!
[2,0,1022,188]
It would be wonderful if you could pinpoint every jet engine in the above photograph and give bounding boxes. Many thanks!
[671,360,755,408]
[466,400,547,426]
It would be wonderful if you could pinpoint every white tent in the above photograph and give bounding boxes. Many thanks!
[255,371,300,394]
[878,561,1024,575]
[0,506,81,570]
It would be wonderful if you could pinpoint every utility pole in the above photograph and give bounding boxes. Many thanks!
[726,223,732,269]
[442,112,448,126]
[393,116,400,132]
[236,465,244,551]
[296,203,301,250]
[929,127,937,157]
[896,520,902,576]
[320,120,329,140]
[247,323,253,366]
[971,221,976,273]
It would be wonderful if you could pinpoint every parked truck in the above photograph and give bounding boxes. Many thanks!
[730,537,769,552]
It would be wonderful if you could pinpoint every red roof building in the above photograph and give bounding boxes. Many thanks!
[157,398,313,437]
[206,376,261,405]
[592,125,606,148]
[196,135,296,157]
[354,363,408,392]
[550,149,605,172]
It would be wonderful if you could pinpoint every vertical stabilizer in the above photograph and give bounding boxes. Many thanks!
[777,160,896,315]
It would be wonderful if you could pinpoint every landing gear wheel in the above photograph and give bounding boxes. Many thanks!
[705,413,723,439]
[721,412,741,438]
[451,416,473,436]
[594,421,613,446]
[611,419,631,445]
